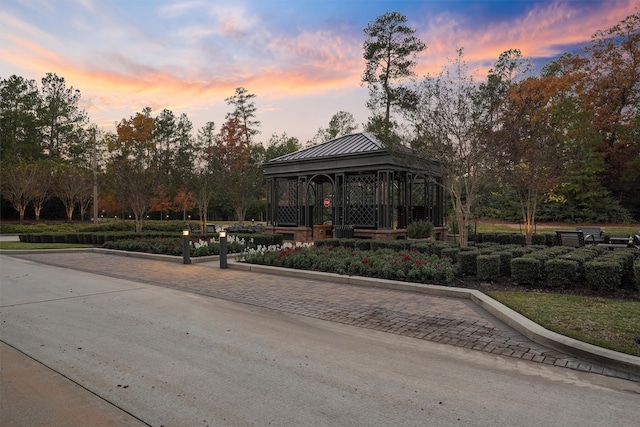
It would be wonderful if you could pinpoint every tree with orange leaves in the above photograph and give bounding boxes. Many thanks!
[491,76,572,244]
[207,118,262,224]
[107,107,157,232]
[173,188,196,221]
[554,12,640,217]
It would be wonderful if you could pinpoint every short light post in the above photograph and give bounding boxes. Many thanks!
[182,229,191,265]
[219,230,228,269]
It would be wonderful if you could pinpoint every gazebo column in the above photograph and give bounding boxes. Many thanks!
[378,170,394,229]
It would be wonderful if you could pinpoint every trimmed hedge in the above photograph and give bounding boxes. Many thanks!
[545,259,579,287]
[585,261,623,290]
[477,254,501,281]
[511,258,541,284]
[440,247,460,262]
[458,250,479,275]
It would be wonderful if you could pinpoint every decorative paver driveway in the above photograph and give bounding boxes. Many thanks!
[6,252,638,382]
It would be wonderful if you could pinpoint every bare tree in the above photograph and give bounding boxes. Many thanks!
[406,49,487,247]
[0,162,38,223]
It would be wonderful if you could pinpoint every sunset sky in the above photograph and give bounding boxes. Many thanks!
[1,0,637,144]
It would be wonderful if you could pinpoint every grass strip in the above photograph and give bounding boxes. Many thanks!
[488,291,640,356]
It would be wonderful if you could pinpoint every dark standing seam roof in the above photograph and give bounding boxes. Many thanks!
[268,133,384,163]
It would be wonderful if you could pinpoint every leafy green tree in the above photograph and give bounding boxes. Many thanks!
[0,75,41,164]
[37,73,88,159]
[172,113,197,191]
[225,87,260,144]
[263,132,301,161]
[362,11,425,141]
[191,122,219,232]
[309,111,359,145]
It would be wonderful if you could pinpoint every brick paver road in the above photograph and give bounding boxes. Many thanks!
[6,251,638,382]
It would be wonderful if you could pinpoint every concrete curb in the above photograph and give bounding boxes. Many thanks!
[229,260,640,377]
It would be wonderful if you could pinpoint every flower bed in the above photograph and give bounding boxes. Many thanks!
[239,240,640,291]
[239,242,458,284]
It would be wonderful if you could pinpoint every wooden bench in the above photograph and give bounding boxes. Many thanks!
[576,227,605,245]
[556,230,586,247]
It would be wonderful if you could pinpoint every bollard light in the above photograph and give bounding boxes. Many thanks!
[219,230,228,269]
[182,229,191,264]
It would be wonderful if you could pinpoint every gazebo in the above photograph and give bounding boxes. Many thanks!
[263,132,445,242]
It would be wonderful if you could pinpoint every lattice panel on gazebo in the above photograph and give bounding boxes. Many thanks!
[276,179,298,225]
[412,177,427,205]
[347,174,376,227]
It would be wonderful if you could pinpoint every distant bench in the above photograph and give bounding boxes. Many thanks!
[576,227,605,244]
[557,229,636,249]
[556,230,586,247]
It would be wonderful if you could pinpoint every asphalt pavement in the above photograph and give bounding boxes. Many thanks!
[2,249,640,426]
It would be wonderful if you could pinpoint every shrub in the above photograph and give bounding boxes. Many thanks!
[509,247,528,259]
[585,261,623,290]
[407,220,434,239]
[355,240,372,251]
[497,234,512,245]
[494,251,513,276]
[531,234,547,245]
[430,242,455,256]
[482,233,498,243]
[410,241,433,254]
[52,233,67,243]
[511,258,541,284]
[233,233,282,247]
[477,254,501,281]
[440,247,460,263]
[558,248,600,279]
[634,260,640,290]
[545,259,579,287]
[40,234,54,243]
[340,239,357,248]
[458,250,479,276]
[511,234,526,246]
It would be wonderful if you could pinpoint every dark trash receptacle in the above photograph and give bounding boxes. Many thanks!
[334,225,354,239]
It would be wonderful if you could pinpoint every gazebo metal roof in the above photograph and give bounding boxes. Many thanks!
[269,133,383,162]
[264,132,440,177]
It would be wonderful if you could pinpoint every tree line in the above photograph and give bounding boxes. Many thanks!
[1,12,638,239]
[360,11,639,245]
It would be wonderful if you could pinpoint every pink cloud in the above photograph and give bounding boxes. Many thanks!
[414,0,638,77]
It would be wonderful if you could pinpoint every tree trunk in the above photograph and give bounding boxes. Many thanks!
[235,206,245,225]
[519,189,538,245]
[134,213,143,233]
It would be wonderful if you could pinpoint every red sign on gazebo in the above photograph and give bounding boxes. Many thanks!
[323,198,331,207]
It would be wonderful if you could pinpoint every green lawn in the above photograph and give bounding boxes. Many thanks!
[488,291,640,356]
[474,222,639,237]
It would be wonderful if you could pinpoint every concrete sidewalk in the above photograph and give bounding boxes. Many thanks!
[1,342,148,426]
[4,250,640,382]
